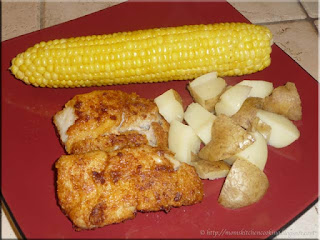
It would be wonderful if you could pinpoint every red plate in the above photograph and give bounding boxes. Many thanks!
[1,1,318,239]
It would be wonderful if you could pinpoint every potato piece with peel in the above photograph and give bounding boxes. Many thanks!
[188,72,227,112]
[184,103,216,144]
[263,82,302,121]
[224,131,268,171]
[256,109,300,148]
[154,89,184,123]
[237,80,273,98]
[198,115,255,162]
[231,97,264,129]
[191,156,230,180]
[249,117,271,142]
[218,158,269,209]
[168,120,201,164]
[215,85,252,116]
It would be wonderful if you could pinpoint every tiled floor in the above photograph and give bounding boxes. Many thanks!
[1,1,319,239]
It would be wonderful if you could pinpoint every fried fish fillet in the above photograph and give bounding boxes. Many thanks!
[53,90,169,154]
[55,145,203,230]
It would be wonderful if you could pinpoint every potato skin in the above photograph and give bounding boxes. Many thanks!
[218,158,269,209]
[232,97,264,129]
[263,82,302,121]
[198,115,255,161]
[191,155,230,180]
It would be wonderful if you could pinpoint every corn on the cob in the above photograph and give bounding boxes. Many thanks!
[10,22,273,88]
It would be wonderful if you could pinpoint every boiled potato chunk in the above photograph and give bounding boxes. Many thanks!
[249,117,271,142]
[215,85,252,116]
[231,97,264,129]
[198,115,255,161]
[263,82,302,121]
[168,120,201,164]
[191,157,230,180]
[154,89,184,123]
[237,80,273,98]
[188,72,227,112]
[184,103,217,144]
[218,159,269,209]
[225,131,268,171]
[256,109,300,148]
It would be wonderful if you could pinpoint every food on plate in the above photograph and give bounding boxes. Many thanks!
[154,89,184,123]
[68,133,148,155]
[168,120,201,164]
[191,155,230,180]
[55,145,203,230]
[224,131,268,171]
[263,82,302,121]
[249,117,272,141]
[215,85,252,116]
[53,90,169,154]
[10,22,273,88]
[231,97,264,129]
[184,103,216,144]
[237,80,273,98]
[198,115,255,162]
[187,72,227,112]
[256,109,300,148]
[218,159,269,209]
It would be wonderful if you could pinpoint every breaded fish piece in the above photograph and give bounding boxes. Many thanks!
[53,90,169,154]
[55,145,203,230]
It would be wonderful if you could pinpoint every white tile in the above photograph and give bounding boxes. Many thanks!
[1,206,18,239]
[300,0,319,18]
[265,20,318,80]
[228,1,307,23]
[275,204,319,239]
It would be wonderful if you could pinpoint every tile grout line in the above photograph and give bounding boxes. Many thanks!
[297,0,319,33]
[256,18,318,35]
[40,0,45,30]
[252,1,318,34]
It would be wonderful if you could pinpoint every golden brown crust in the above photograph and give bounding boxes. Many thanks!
[198,115,255,161]
[263,82,302,121]
[151,121,170,149]
[69,131,148,154]
[55,145,203,230]
[54,90,169,153]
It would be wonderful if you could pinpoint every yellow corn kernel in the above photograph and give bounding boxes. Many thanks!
[10,22,273,88]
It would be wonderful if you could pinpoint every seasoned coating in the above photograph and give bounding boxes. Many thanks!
[69,131,148,154]
[263,82,302,121]
[53,90,169,154]
[198,115,255,162]
[232,97,264,129]
[55,145,203,230]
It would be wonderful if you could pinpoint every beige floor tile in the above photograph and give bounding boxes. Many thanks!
[275,203,319,239]
[300,0,318,18]
[42,1,124,28]
[1,207,17,239]
[2,1,40,41]
[227,1,307,23]
[265,21,318,80]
